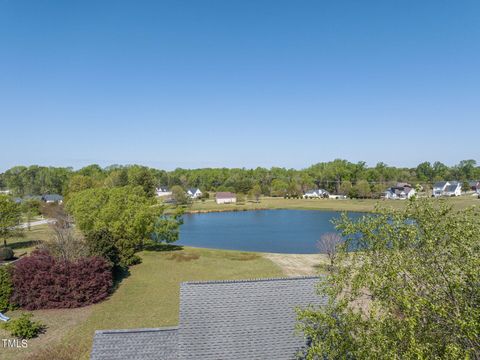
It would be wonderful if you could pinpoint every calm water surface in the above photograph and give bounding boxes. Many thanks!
[179,209,366,254]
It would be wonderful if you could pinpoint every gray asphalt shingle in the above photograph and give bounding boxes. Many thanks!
[91,327,178,360]
[90,276,323,359]
[178,276,323,360]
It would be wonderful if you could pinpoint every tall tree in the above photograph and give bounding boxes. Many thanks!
[0,195,22,247]
[67,186,181,266]
[298,198,480,359]
[249,184,262,203]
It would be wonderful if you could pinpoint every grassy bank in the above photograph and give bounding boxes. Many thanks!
[188,195,479,213]
[1,233,283,359]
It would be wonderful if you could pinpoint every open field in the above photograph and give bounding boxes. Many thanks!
[188,195,480,213]
[0,230,284,359]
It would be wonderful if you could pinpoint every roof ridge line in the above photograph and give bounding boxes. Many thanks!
[95,326,179,335]
[182,275,320,286]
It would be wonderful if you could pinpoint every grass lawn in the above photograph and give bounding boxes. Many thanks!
[6,224,51,257]
[188,195,480,213]
[1,244,283,359]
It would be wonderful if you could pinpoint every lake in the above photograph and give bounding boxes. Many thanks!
[178,209,366,254]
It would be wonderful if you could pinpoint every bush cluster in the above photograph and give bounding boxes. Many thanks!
[11,250,112,310]
[2,313,43,339]
[0,247,14,261]
[0,266,15,312]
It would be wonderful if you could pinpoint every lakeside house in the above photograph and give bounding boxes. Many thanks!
[432,181,462,197]
[42,194,64,204]
[303,189,329,199]
[468,180,480,192]
[91,276,324,360]
[187,188,202,199]
[0,189,11,195]
[215,192,236,204]
[156,187,172,197]
[16,194,64,204]
[384,183,416,200]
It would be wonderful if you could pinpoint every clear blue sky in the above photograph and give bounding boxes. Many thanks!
[1,0,479,171]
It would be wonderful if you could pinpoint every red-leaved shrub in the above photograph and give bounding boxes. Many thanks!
[11,250,112,309]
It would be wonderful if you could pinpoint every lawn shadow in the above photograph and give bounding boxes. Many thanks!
[111,266,131,292]
[9,240,39,250]
[143,242,184,252]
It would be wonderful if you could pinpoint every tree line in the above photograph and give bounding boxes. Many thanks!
[1,159,479,198]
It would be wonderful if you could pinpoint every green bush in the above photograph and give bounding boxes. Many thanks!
[2,313,44,339]
[0,247,14,261]
[0,266,15,312]
[86,229,121,268]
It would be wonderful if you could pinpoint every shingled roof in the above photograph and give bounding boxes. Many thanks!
[91,276,323,360]
[91,328,178,360]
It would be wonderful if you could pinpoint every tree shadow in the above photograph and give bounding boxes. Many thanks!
[143,242,184,252]
[9,240,38,250]
[111,266,131,292]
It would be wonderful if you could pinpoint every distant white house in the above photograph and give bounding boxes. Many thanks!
[42,194,64,204]
[384,183,416,200]
[187,188,203,199]
[156,187,172,197]
[216,192,236,204]
[468,180,480,192]
[443,182,462,197]
[303,189,329,199]
[432,181,461,197]
[0,189,11,195]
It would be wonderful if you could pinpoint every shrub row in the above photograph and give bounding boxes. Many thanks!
[0,266,15,312]
[11,250,112,310]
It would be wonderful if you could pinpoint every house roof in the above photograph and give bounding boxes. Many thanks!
[433,181,448,189]
[90,276,323,360]
[157,187,170,192]
[215,192,236,199]
[187,188,200,194]
[42,194,63,202]
[445,184,460,193]
[387,186,414,195]
[91,328,178,360]
[178,276,323,359]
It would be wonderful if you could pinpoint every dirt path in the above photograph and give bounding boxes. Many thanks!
[262,253,328,276]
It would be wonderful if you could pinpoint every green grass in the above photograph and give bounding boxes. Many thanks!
[1,246,283,359]
[6,224,52,257]
[189,195,480,213]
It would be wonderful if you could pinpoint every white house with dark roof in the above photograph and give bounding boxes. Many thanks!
[432,181,461,197]
[468,180,480,192]
[156,187,172,197]
[186,188,202,199]
[384,183,416,200]
[42,194,64,204]
[303,189,329,198]
[215,192,236,204]
[91,276,324,360]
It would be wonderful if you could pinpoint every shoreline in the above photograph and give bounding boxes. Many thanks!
[184,205,373,215]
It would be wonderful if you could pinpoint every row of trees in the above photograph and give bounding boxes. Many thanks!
[1,159,479,198]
